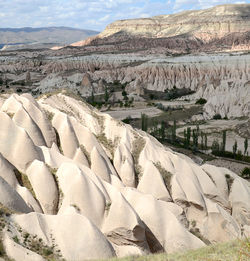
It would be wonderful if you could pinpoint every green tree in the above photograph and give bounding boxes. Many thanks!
[160,120,166,140]
[184,129,187,148]
[90,89,95,106]
[244,138,248,155]
[212,139,220,153]
[186,127,191,148]
[171,120,176,142]
[141,113,148,132]
[221,130,227,152]
[204,133,208,150]
[151,120,158,137]
[233,140,238,156]
[192,129,198,151]
[201,131,204,150]
[104,86,109,103]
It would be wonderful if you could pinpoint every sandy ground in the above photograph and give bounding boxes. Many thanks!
[157,100,195,107]
[105,106,161,120]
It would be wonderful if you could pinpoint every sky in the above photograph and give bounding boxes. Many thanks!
[0,0,249,31]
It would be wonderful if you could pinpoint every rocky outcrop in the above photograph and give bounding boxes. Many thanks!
[0,93,249,260]
[99,4,250,41]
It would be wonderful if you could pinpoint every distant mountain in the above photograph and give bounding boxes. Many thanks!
[0,26,99,50]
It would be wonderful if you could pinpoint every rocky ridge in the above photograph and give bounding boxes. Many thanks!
[0,27,98,51]
[0,92,249,260]
[100,4,250,41]
[71,4,250,53]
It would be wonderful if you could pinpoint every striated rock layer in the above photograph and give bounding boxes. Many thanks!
[99,4,250,41]
[71,4,250,53]
[0,92,249,260]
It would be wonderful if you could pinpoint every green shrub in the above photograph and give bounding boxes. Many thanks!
[154,162,173,194]
[225,174,234,192]
[0,238,5,256]
[122,116,132,124]
[195,98,207,105]
[213,114,222,120]
[241,167,250,179]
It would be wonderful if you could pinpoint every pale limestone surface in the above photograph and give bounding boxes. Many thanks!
[137,161,171,201]
[26,160,58,214]
[0,111,42,172]
[0,176,31,214]
[10,213,116,260]
[122,188,205,253]
[0,93,249,260]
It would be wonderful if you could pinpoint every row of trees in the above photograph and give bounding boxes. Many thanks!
[183,126,208,151]
[141,114,207,151]
[140,113,249,161]
[211,131,248,156]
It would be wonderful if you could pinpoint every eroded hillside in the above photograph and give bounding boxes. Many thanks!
[0,92,249,260]
[0,51,249,119]
[71,4,250,54]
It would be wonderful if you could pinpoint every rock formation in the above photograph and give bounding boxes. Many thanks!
[0,92,249,260]
[36,53,249,119]
[71,4,250,53]
[100,4,250,40]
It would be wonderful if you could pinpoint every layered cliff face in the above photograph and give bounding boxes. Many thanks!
[0,92,249,260]
[69,4,250,54]
[100,4,250,41]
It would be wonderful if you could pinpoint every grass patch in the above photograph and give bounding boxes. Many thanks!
[96,238,250,261]
[13,169,36,199]
[131,135,146,185]
[12,226,64,260]
[44,110,54,122]
[6,112,14,119]
[154,162,173,194]
[53,127,63,154]
[0,204,14,217]
[212,150,250,164]
[45,164,62,210]
[96,133,115,159]
[80,144,91,166]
